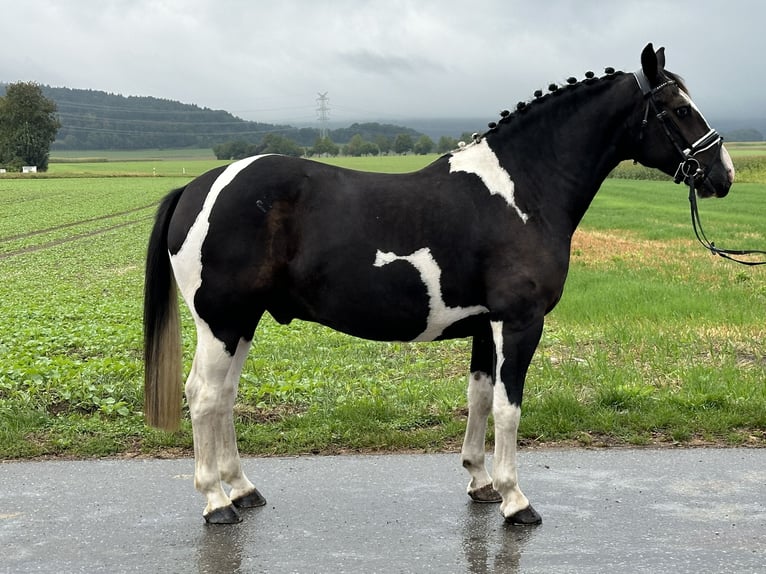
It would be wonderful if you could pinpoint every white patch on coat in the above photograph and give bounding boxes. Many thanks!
[490,320,530,518]
[448,139,529,223]
[171,155,268,319]
[373,247,488,341]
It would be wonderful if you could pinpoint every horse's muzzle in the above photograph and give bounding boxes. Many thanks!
[694,145,734,199]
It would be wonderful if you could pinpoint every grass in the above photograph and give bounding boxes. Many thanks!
[0,150,764,459]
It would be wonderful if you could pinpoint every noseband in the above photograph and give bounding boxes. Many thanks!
[633,70,766,266]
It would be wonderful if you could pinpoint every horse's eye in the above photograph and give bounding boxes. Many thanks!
[675,105,691,119]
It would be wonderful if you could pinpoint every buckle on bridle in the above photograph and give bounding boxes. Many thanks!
[674,157,702,184]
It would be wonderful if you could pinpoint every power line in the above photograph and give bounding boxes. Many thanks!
[57,124,312,137]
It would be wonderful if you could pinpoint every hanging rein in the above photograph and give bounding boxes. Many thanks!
[634,70,766,266]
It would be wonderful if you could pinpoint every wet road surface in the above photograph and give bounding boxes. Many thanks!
[1,448,764,573]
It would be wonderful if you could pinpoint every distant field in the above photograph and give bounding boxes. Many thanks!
[37,141,766,181]
[724,141,766,156]
[43,151,441,178]
[50,148,218,161]
[0,152,763,459]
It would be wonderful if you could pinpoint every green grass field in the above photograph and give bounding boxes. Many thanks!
[0,150,764,459]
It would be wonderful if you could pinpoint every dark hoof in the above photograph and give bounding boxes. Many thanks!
[204,504,242,524]
[469,483,502,503]
[232,488,267,509]
[505,504,542,525]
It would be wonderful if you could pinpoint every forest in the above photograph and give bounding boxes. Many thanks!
[16,85,423,150]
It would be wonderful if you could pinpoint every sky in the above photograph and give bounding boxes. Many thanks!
[2,0,764,127]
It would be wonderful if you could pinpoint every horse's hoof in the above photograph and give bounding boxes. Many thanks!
[469,483,502,503]
[505,504,542,525]
[232,488,267,508]
[204,504,242,524]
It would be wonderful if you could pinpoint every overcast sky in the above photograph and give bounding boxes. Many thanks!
[2,0,763,125]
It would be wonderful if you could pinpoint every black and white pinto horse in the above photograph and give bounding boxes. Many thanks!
[144,44,734,524]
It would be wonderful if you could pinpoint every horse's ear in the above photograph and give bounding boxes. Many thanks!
[641,43,667,85]
[641,43,658,82]
[656,47,666,71]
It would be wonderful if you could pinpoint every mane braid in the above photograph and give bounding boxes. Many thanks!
[479,68,626,139]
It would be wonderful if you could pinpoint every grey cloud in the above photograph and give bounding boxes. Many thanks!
[0,0,764,123]
[339,49,447,76]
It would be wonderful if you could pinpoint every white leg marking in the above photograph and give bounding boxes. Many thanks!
[461,371,494,493]
[373,247,488,341]
[448,139,529,223]
[490,320,530,519]
[186,329,259,515]
[185,324,235,515]
[218,338,257,502]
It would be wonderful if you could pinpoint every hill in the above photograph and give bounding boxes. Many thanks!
[0,84,425,150]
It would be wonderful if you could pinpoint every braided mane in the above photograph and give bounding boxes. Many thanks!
[469,67,627,143]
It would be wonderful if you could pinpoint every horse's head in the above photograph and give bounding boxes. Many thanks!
[632,43,734,198]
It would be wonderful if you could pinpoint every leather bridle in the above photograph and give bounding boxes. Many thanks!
[633,70,766,265]
[633,69,724,188]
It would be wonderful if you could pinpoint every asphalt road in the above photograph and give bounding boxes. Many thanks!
[1,448,764,573]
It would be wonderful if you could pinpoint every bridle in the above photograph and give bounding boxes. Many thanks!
[633,70,766,266]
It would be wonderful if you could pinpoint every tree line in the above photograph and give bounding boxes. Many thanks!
[0,82,467,171]
[214,132,474,160]
[2,85,428,151]
[0,82,479,169]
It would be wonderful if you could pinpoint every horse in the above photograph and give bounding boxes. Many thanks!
[143,43,734,524]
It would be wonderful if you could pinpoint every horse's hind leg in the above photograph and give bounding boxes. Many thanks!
[218,338,266,511]
[462,326,502,503]
[186,325,263,524]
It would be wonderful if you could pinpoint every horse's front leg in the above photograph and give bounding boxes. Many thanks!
[490,319,543,525]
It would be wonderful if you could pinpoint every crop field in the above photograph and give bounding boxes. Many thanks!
[0,152,764,459]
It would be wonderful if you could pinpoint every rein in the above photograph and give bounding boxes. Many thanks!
[685,172,766,266]
[634,70,766,266]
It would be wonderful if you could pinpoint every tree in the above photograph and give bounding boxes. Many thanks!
[344,134,366,157]
[0,82,60,171]
[360,141,379,156]
[437,136,458,154]
[375,135,391,155]
[413,135,434,155]
[721,128,763,142]
[213,140,255,160]
[213,134,304,160]
[259,133,303,156]
[310,136,339,157]
[393,133,413,155]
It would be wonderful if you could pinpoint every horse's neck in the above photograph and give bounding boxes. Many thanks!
[489,76,637,229]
